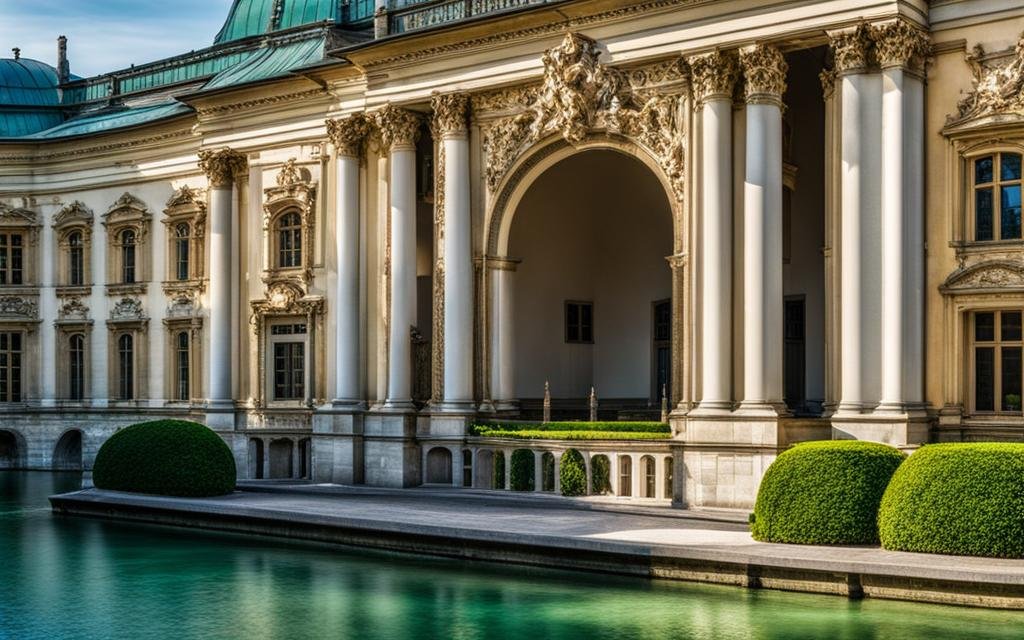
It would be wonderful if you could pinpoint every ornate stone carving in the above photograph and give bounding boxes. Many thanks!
[166,186,205,210]
[829,25,873,74]
[431,92,469,136]
[740,44,788,101]
[688,50,739,103]
[0,296,37,319]
[871,19,930,71]
[59,296,89,320]
[167,291,198,318]
[941,260,1024,293]
[326,113,371,156]
[198,148,248,187]
[471,85,538,114]
[263,158,317,288]
[110,297,144,320]
[52,201,93,231]
[949,35,1024,124]
[819,67,837,99]
[481,32,689,200]
[276,158,309,187]
[375,105,421,150]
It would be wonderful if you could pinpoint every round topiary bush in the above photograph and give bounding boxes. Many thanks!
[510,449,534,491]
[560,449,586,496]
[93,420,236,497]
[751,440,906,545]
[878,443,1024,558]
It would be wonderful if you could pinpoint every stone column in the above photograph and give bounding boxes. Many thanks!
[503,449,512,490]
[689,52,739,413]
[432,93,474,411]
[533,450,544,492]
[452,446,463,487]
[198,148,247,426]
[739,44,788,412]
[326,114,371,407]
[377,106,421,411]
[489,258,519,410]
[553,453,561,495]
[872,20,929,412]
[830,27,872,413]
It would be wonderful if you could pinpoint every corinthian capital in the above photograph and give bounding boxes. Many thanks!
[431,92,469,137]
[740,44,788,103]
[198,148,247,188]
[375,104,421,151]
[687,50,739,104]
[871,19,930,71]
[326,113,371,157]
[829,25,873,74]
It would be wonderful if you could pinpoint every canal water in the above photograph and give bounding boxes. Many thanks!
[2,471,1023,640]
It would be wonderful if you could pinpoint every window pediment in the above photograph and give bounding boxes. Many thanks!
[53,201,94,234]
[941,260,1024,294]
[0,202,41,246]
[103,192,151,234]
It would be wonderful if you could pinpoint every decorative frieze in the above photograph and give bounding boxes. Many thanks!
[0,296,37,320]
[326,113,371,157]
[949,36,1024,124]
[740,44,788,103]
[375,105,421,150]
[59,296,89,320]
[198,148,248,187]
[110,297,144,321]
[688,50,739,103]
[431,93,469,137]
[829,25,873,74]
[871,19,930,71]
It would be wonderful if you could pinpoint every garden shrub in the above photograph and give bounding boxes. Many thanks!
[510,449,534,491]
[560,449,587,496]
[878,443,1024,558]
[750,440,905,545]
[93,420,236,497]
[591,455,611,495]
[493,451,506,489]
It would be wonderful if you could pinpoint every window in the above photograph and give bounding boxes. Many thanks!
[174,224,190,281]
[69,334,85,401]
[273,341,305,400]
[120,229,136,284]
[277,212,302,269]
[118,333,134,400]
[68,232,84,286]
[0,332,22,402]
[974,153,1023,241]
[175,331,190,401]
[565,301,594,344]
[973,310,1023,413]
[0,233,24,285]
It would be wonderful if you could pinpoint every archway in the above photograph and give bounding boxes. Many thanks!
[0,430,24,469]
[425,447,452,484]
[505,148,674,419]
[474,449,495,489]
[268,439,293,479]
[640,455,656,498]
[52,430,83,471]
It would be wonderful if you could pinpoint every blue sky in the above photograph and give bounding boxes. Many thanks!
[1,0,235,77]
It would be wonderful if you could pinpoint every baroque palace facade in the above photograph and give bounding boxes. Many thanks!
[1,0,1023,506]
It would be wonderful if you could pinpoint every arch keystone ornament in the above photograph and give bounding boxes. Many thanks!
[325,113,371,157]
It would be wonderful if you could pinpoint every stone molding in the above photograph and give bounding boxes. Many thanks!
[326,113,372,157]
[431,92,469,137]
[375,104,421,151]
[740,44,787,104]
[871,19,930,72]
[829,25,873,75]
[688,50,739,103]
[948,35,1024,125]
[198,148,248,187]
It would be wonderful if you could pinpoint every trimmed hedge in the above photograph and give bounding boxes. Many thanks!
[879,443,1024,558]
[751,440,905,545]
[93,420,236,497]
[560,449,587,496]
[493,451,506,489]
[510,449,534,491]
[591,455,611,495]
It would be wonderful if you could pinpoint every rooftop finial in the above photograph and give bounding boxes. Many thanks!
[11,48,20,60]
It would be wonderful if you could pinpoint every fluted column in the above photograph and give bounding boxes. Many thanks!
[831,27,872,413]
[739,44,787,412]
[872,20,929,412]
[377,105,421,411]
[198,148,247,419]
[326,114,371,407]
[489,257,519,410]
[689,52,739,413]
[432,93,474,411]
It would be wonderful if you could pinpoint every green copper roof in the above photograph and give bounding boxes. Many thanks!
[0,58,60,106]
[214,0,341,44]
[22,102,192,140]
[0,109,65,138]
[203,35,325,90]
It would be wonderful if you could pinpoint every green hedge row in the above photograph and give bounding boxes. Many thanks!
[471,428,669,441]
[559,449,587,496]
[93,420,236,497]
[879,443,1024,558]
[472,421,670,435]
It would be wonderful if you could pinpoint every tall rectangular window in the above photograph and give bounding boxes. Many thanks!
[975,153,1023,241]
[973,311,1024,413]
[176,331,190,401]
[69,334,85,401]
[118,334,134,400]
[565,301,594,344]
[0,332,23,402]
[0,234,24,285]
[273,342,305,400]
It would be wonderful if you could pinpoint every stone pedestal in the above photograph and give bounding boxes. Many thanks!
[830,411,930,449]
[312,410,365,484]
[362,412,420,487]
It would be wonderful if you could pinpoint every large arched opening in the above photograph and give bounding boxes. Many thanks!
[505,148,674,419]
[52,430,83,471]
[0,430,24,469]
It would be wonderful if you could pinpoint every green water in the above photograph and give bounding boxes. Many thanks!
[2,472,1023,640]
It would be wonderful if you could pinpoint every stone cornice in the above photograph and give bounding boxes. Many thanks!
[687,51,738,104]
[829,25,873,75]
[326,113,372,157]
[198,148,248,187]
[374,104,422,151]
[871,19,930,72]
[740,44,787,103]
[431,92,469,137]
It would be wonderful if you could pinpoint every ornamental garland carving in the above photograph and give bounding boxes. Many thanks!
[940,260,1024,293]
[326,113,371,157]
[870,19,930,71]
[740,44,788,101]
[59,296,89,320]
[110,297,144,321]
[481,32,689,200]
[431,92,469,136]
[0,296,37,319]
[829,25,873,74]
[688,50,738,102]
[375,104,422,150]
[198,148,248,187]
[949,35,1024,124]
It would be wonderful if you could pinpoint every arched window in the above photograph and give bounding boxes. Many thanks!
[118,334,134,400]
[174,223,190,281]
[618,456,632,497]
[69,334,85,401]
[120,229,136,284]
[68,232,84,286]
[277,212,302,269]
[176,331,190,401]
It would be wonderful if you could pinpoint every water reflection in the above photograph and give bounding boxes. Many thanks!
[1,471,1022,640]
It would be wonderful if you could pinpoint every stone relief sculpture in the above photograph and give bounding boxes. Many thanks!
[110,297,144,320]
[950,34,1024,123]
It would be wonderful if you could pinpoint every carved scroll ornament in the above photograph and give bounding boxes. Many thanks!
[326,113,372,157]
[198,148,248,187]
[950,35,1024,124]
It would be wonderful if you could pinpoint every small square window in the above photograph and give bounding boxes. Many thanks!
[565,302,593,344]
